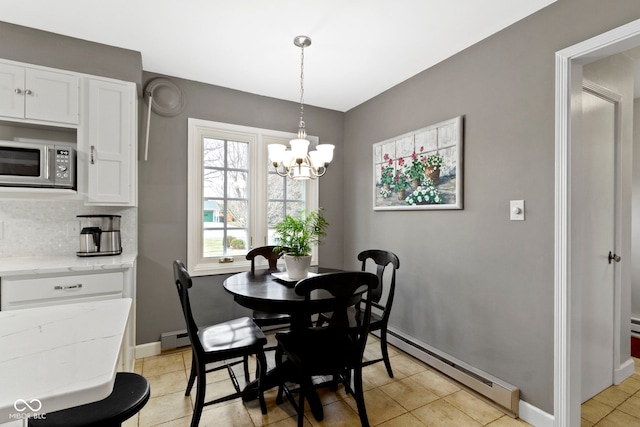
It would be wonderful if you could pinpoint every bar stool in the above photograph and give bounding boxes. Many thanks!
[28,372,150,427]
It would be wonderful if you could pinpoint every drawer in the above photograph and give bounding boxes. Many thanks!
[1,272,124,310]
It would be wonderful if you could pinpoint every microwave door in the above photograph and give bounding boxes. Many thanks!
[0,143,52,187]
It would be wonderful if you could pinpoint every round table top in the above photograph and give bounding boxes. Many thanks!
[223,267,350,315]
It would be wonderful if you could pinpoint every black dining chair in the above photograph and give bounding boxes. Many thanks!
[317,249,400,378]
[173,260,268,427]
[275,271,379,427]
[28,372,150,427]
[246,245,292,328]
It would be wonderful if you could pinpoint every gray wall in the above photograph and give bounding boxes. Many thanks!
[0,21,142,89]
[634,98,640,320]
[136,72,345,343]
[342,0,640,414]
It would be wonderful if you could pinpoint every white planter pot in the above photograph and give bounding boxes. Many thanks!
[284,254,312,280]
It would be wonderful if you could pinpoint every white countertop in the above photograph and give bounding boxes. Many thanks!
[0,298,132,424]
[0,253,137,277]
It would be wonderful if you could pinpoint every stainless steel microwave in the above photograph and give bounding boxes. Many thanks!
[0,139,76,189]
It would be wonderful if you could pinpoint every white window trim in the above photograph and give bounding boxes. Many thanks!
[187,118,320,276]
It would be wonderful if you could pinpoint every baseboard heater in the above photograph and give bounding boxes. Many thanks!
[161,329,191,351]
[385,328,520,417]
[631,317,640,336]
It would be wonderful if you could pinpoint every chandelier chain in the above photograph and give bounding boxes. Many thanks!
[298,44,306,134]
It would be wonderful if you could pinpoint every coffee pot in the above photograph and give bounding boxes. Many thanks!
[76,214,122,257]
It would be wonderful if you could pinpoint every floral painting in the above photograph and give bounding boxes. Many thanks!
[373,116,463,210]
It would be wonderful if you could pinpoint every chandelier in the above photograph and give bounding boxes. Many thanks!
[268,35,334,180]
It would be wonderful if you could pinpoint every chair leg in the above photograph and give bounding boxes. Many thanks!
[191,361,206,427]
[379,327,394,378]
[256,350,268,414]
[186,352,197,395]
[296,383,306,427]
[353,365,370,427]
[275,344,285,404]
[243,354,250,383]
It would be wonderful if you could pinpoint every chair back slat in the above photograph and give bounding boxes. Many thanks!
[246,245,288,273]
[358,249,400,316]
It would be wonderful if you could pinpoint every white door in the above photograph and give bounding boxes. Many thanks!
[580,82,619,402]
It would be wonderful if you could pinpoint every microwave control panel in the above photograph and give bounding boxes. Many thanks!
[54,148,75,188]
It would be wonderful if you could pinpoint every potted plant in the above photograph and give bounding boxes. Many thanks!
[274,209,329,280]
[425,154,444,185]
[405,177,443,205]
[406,149,426,189]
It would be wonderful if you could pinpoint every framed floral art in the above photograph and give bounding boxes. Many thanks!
[373,116,463,211]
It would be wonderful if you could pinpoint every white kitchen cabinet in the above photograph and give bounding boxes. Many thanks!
[0,61,80,125]
[83,77,137,206]
[0,258,137,372]
[0,271,123,310]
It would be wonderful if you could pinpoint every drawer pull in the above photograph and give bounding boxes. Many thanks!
[54,284,83,291]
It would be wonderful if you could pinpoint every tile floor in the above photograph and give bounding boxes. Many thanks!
[123,336,640,426]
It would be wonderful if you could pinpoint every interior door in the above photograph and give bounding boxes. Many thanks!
[580,83,618,402]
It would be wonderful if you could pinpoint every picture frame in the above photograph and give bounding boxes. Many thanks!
[373,116,463,211]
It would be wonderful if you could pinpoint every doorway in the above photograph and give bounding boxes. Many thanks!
[555,19,640,427]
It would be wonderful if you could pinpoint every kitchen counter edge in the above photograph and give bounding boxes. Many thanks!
[0,253,137,277]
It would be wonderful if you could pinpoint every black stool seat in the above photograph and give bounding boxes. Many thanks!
[28,372,150,427]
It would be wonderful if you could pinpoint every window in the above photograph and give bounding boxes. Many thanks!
[187,119,319,275]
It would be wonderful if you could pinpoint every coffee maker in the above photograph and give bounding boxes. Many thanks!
[76,214,122,257]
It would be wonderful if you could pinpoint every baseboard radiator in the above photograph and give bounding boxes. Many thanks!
[161,329,191,351]
[385,328,520,417]
[631,317,640,336]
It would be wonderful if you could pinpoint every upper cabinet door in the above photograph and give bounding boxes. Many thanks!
[0,62,79,125]
[25,68,80,124]
[85,78,137,206]
[0,63,26,118]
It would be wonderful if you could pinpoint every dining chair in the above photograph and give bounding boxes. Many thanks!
[28,372,150,427]
[317,249,400,378]
[246,245,292,328]
[173,260,268,427]
[275,271,379,427]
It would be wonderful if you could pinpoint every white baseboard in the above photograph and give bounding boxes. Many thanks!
[614,358,635,384]
[519,400,554,427]
[135,341,161,359]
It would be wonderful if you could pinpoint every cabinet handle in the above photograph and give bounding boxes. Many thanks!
[24,89,32,95]
[14,88,22,95]
[54,284,83,290]
[90,145,95,164]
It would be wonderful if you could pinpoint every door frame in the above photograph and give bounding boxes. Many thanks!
[555,18,640,426]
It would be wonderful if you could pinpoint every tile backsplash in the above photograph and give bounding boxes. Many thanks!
[0,199,137,257]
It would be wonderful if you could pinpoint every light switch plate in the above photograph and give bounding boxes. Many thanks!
[510,200,525,221]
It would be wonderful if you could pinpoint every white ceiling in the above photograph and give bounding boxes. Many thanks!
[0,0,555,112]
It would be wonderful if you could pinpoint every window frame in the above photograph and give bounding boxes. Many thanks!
[187,118,319,276]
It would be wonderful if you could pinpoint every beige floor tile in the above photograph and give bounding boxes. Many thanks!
[581,398,614,424]
[138,390,193,427]
[485,415,533,426]
[619,375,640,395]
[147,369,188,398]
[580,418,595,427]
[361,362,397,389]
[308,399,361,427]
[618,394,640,417]
[245,387,300,427]
[443,390,504,425]
[388,353,429,378]
[375,412,428,427]
[592,385,631,407]
[122,414,138,427]
[411,399,482,427]
[597,409,640,427]
[344,386,407,426]
[410,370,461,398]
[134,359,143,375]
[142,352,185,377]
[379,377,440,411]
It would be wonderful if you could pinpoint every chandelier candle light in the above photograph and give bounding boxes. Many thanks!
[268,35,334,180]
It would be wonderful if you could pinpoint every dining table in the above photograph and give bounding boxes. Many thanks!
[223,266,360,421]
